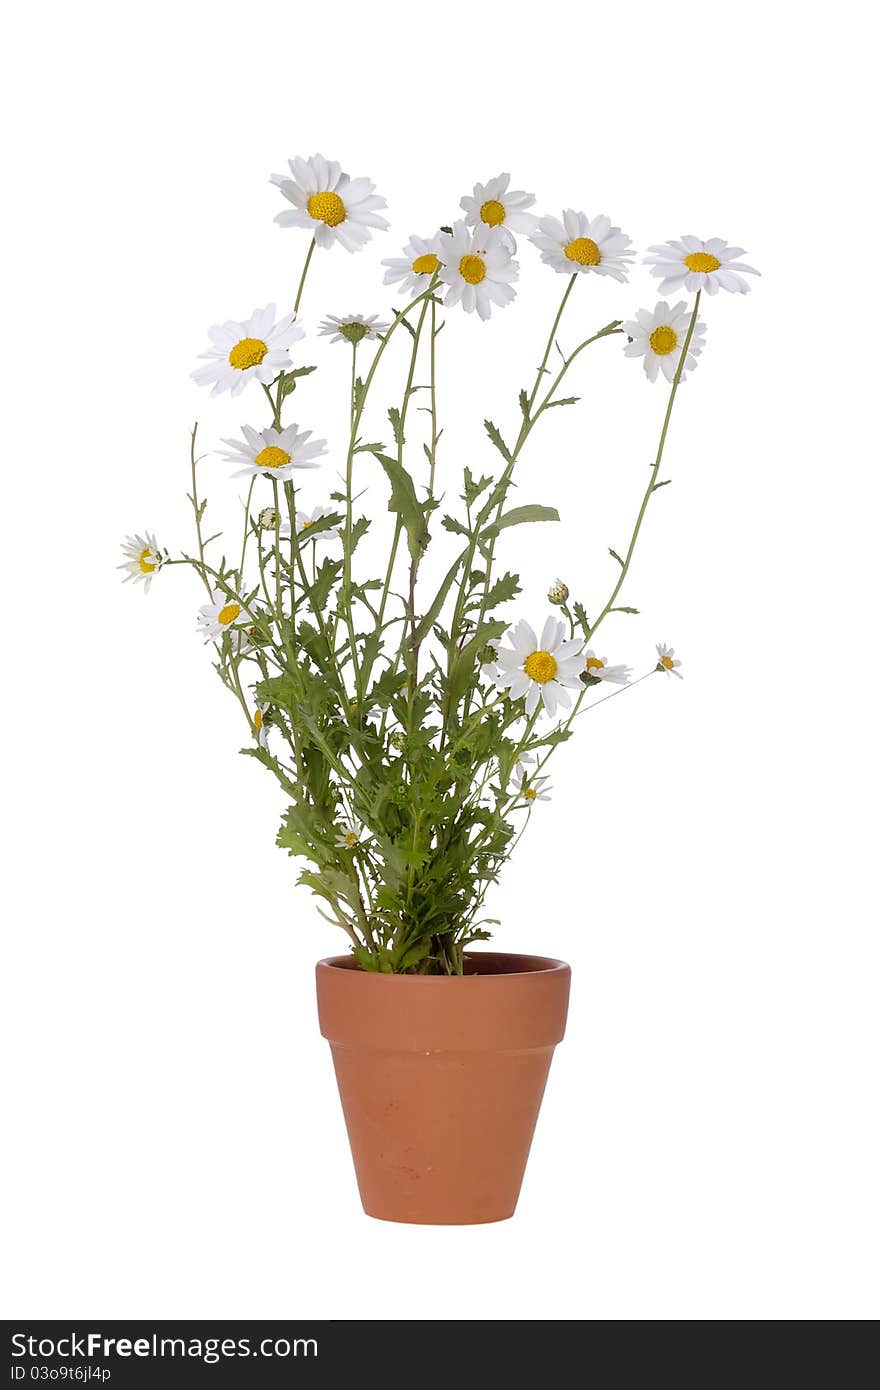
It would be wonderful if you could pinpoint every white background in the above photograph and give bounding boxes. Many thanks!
[2,0,877,1322]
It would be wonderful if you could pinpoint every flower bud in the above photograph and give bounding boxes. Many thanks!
[258,506,279,531]
[479,644,498,664]
[389,731,407,751]
[547,578,569,605]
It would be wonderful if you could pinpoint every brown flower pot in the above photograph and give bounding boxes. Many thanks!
[316,951,571,1225]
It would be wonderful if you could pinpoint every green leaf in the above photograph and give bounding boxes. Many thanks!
[573,601,591,637]
[484,419,512,462]
[442,514,470,537]
[350,516,371,551]
[410,547,468,647]
[483,571,521,609]
[652,479,672,491]
[296,511,343,542]
[388,406,404,448]
[518,389,530,419]
[610,605,639,614]
[544,395,579,409]
[279,365,317,397]
[484,504,560,538]
[463,468,493,505]
[374,454,430,561]
[311,557,343,610]
[609,548,625,567]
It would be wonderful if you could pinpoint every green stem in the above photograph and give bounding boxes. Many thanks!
[294,238,316,314]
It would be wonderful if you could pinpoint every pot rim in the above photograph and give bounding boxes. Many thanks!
[316,950,569,979]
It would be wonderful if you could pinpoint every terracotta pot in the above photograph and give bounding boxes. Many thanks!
[316,951,571,1225]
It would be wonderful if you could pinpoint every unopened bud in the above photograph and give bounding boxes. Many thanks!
[258,506,279,531]
[547,578,569,605]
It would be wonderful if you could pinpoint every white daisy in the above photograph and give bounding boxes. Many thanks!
[460,173,537,249]
[318,313,390,345]
[622,301,706,384]
[335,820,363,850]
[119,532,162,593]
[197,589,250,643]
[521,776,552,805]
[508,748,537,787]
[382,235,442,296]
[493,617,584,718]
[220,423,326,481]
[530,211,634,281]
[436,222,518,322]
[192,305,304,397]
[644,237,760,296]
[271,154,389,252]
[583,651,632,685]
[285,505,340,541]
[253,703,269,748]
[656,643,683,678]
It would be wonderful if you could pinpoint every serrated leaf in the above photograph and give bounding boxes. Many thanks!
[442,514,470,537]
[483,571,521,608]
[388,406,404,448]
[652,479,672,491]
[518,389,530,419]
[483,419,512,462]
[609,605,639,614]
[279,364,317,397]
[544,395,579,409]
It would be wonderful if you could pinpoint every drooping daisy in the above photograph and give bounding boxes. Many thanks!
[272,154,389,252]
[521,776,552,805]
[436,222,518,322]
[382,235,442,296]
[119,532,162,593]
[460,173,537,249]
[656,643,683,678]
[530,211,634,282]
[583,651,632,685]
[493,617,584,717]
[192,305,304,397]
[623,301,706,384]
[644,237,760,296]
[318,313,390,345]
[220,423,326,481]
[197,589,250,643]
[510,748,536,784]
[335,820,363,850]
[253,703,269,748]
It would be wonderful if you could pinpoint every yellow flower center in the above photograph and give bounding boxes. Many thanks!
[480,198,506,227]
[523,787,538,801]
[253,708,263,730]
[585,656,605,671]
[301,519,314,529]
[138,548,156,574]
[684,251,720,273]
[523,650,557,684]
[344,831,358,847]
[218,603,241,626]
[254,446,291,470]
[459,253,486,285]
[228,337,269,370]
[307,190,346,226]
[660,653,675,670]
[649,325,678,356]
[411,252,440,275]
[564,237,601,267]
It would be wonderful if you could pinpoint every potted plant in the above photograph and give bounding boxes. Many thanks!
[121,155,758,1223]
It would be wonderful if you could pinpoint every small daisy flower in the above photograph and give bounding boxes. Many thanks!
[530,211,634,282]
[436,222,518,322]
[656,643,683,678]
[318,313,390,345]
[382,234,442,296]
[119,532,162,593]
[460,173,537,249]
[509,749,536,787]
[583,651,631,685]
[493,617,584,718]
[220,423,326,481]
[521,776,552,805]
[644,237,760,296]
[623,301,707,384]
[253,703,269,748]
[335,820,363,850]
[192,305,304,398]
[272,154,389,252]
[197,589,249,643]
[290,505,340,540]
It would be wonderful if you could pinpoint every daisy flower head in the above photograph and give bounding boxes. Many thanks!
[460,173,537,249]
[197,589,249,643]
[656,643,683,678]
[509,749,536,786]
[192,305,304,398]
[493,617,584,717]
[436,222,518,322]
[521,776,552,805]
[335,820,363,850]
[318,313,390,346]
[382,235,442,297]
[220,423,326,481]
[623,301,706,384]
[583,651,631,686]
[530,211,634,282]
[119,532,163,593]
[644,237,760,296]
[282,505,340,541]
[272,154,389,252]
